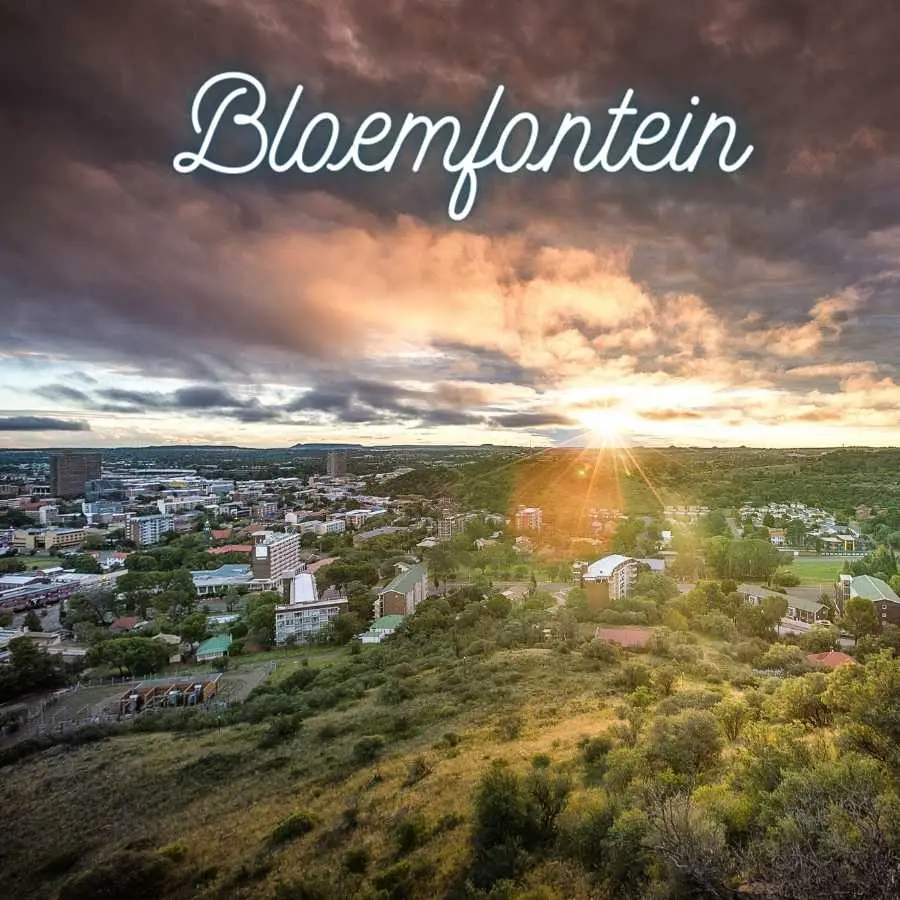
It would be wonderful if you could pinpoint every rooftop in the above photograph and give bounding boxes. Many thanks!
[380,563,426,596]
[197,634,233,655]
[370,615,405,631]
[851,575,900,604]
[191,564,251,581]
[584,554,635,579]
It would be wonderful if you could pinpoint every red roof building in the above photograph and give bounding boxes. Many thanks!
[594,627,654,648]
[806,651,856,668]
[208,544,252,555]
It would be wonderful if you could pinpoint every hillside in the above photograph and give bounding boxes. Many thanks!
[2,585,900,900]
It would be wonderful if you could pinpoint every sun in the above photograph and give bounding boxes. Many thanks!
[575,405,634,447]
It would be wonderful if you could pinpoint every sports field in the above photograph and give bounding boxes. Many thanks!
[786,556,847,585]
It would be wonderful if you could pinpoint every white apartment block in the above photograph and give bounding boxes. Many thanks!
[314,519,346,536]
[275,573,348,644]
[251,530,301,581]
[127,514,175,546]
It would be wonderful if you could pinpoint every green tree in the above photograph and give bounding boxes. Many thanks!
[843,596,880,642]
[23,610,42,632]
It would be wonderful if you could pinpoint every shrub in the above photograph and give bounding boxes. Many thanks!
[653,665,678,696]
[495,715,523,741]
[618,662,651,692]
[404,756,432,786]
[580,733,614,773]
[352,735,385,765]
[343,847,369,874]
[645,710,723,775]
[278,667,318,693]
[563,800,614,871]
[583,638,622,663]
[656,689,723,716]
[258,714,303,749]
[393,813,428,856]
[270,811,317,845]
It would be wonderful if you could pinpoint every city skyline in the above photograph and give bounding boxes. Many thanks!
[4,2,900,449]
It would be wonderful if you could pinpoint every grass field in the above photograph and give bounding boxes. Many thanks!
[786,556,846,585]
[21,556,64,569]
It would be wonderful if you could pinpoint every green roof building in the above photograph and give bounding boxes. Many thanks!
[359,614,405,645]
[196,633,233,662]
[376,563,427,618]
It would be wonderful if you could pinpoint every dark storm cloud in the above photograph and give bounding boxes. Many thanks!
[5,0,900,424]
[0,417,90,432]
[489,412,577,429]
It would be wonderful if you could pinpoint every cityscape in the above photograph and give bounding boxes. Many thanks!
[4,2,900,899]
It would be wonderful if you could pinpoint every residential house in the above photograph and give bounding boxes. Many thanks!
[359,614,405,644]
[196,634,232,662]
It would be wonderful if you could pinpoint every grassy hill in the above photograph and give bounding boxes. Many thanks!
[3,590,900,899]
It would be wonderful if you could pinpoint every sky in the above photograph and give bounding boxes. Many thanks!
[3,0,900,449]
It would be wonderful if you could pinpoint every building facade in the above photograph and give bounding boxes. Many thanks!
[49,451,102,499]
[376,563,428,617]
[514,507,543,531]
[325,451,348,477]
[437,513,466,542]
[251,530,301,581]
[126,514,175,546]
[582,554,638,609]
[275,573,348,643]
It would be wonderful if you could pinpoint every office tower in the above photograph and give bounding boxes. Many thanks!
[325,450,348,477]
[49,450,102,499]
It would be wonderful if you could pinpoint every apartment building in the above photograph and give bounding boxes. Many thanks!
[126,514,175,547]
[514,507,543,531]
[314,519,346,536]
[49,450,102,499]
[582,554,638,610]
[251,530,301,581]
[275,572,348,643]
[437,513,467,542]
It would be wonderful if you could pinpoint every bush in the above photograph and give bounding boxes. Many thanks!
[582,637,622,663]
[404,756,432,786]
[563,800,614,871]
[393,813,428,856]
[258,714,302,748]
[653,665,678,696]
[343,847,369,874]
[580,733,614,774]
[495,715,523,741]
[656,689,723,716]
[617,662,651,692]
[270,811,317,845]
[278,667,318,693]
[352,735,385,765]
[645,709,723,775]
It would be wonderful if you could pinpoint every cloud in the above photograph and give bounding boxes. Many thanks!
[0,416,90,432]
[6,1,900,445]
[489,412,577,428]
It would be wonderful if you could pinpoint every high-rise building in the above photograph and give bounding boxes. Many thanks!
[49,451,101,499]
[325,450,348,477]
[514,507,543,531]
[251,530,301,581]
[437,513,466,542]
